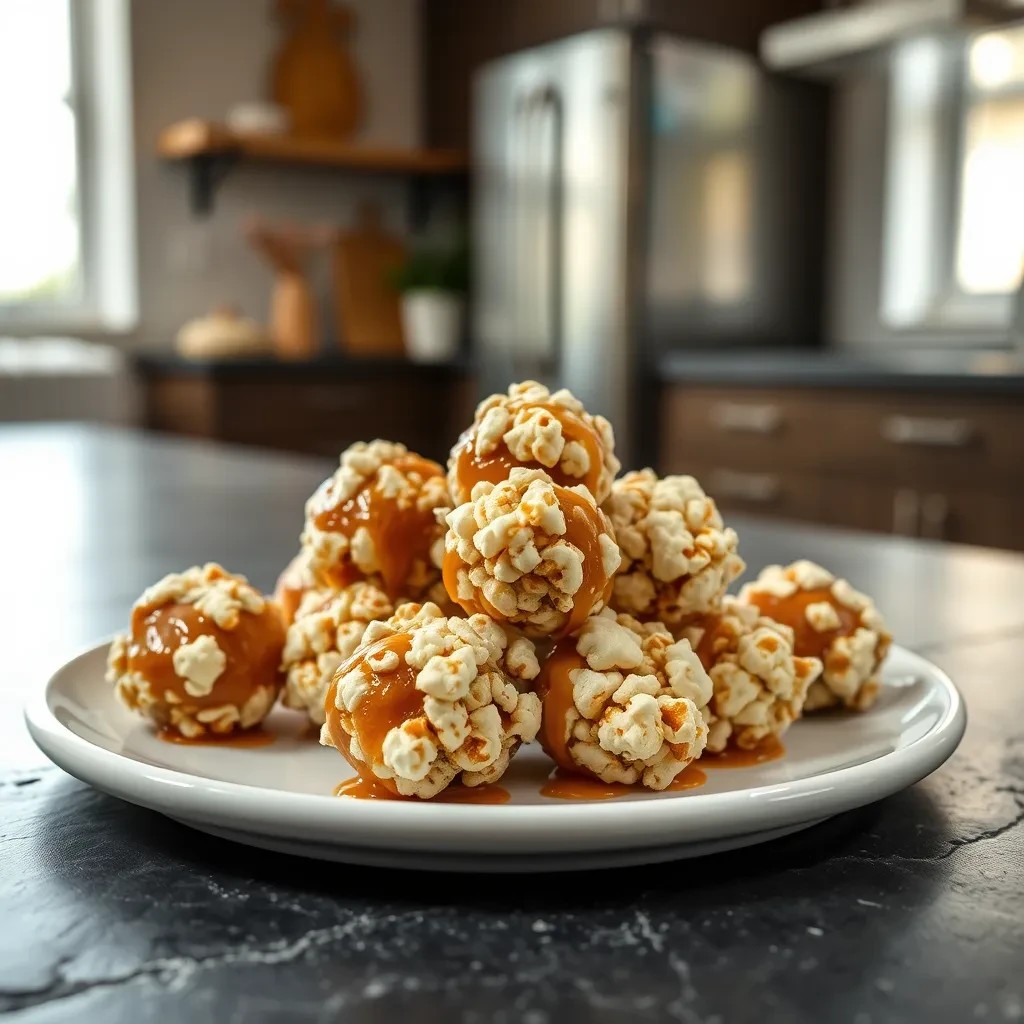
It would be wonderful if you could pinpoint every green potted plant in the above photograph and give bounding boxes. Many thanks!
[390,244,468,362]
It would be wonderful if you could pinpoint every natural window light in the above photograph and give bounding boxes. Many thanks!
[882,24,1024,333]
[956,25,1024,295]
[0,0,81,308]
[0,0,136,331]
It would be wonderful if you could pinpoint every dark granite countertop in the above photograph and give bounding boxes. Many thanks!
[2,425,1022,1023]
[657,348,1024,393]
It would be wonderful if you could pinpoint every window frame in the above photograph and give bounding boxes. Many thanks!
[0,0,137,335]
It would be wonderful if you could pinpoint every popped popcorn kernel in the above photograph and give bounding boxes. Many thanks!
[281,582,395,725]
[537,609,712,790]
[738,561,891,711]
[441,468,620,639]
[322,603,542,799]
[106,563,284,739]
[301,440,451,602]
[448,381,619,505]
[682,596,822,752]
[603,470,744,628]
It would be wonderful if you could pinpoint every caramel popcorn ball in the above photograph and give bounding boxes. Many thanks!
[537,609,712,790]
[281,582,395,725]
[322,603,542,799]
[301,440,451,602]
[448,381,620,505]
[738,560,891,712]
[106,563,285,738]
[603,470,744,628]
[442,468,622,639]
[681,596,822,752]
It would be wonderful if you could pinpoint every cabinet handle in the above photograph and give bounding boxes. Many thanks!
[710,402,783,435]
[891,488,919,536]
[880,415,974,448]
[709,469,781,504]
[920,493,949,540]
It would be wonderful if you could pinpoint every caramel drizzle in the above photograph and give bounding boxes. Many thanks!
[127,601,284,725]
[745,587,860,661]
[313,453,444,599]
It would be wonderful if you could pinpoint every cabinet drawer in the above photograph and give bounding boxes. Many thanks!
[682,461,822,525]
[661,387,827,472]
[826,395,1023,489]
[662,384,1024,488]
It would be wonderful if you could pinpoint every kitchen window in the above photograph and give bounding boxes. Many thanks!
[0,0,136,332]
[881,23,1024,334]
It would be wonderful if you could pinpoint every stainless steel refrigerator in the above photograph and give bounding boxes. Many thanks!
[473,30,825,464]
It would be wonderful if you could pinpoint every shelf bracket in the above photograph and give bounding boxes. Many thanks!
[187,152,239,218]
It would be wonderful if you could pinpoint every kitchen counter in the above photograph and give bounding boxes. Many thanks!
[134,352,472,379]
[657,348,1024,393]
[2,425,1022,1023]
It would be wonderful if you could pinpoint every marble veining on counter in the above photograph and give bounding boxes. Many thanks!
[1,426,1022,1024]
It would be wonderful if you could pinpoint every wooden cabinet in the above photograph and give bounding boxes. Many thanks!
[138,358,476,465]
[660,384,1024,551]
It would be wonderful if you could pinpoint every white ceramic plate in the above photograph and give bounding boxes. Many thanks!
[25,642,965,873]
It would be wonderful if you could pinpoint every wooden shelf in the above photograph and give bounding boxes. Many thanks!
[158,119,468,174]
[156,119,468,218]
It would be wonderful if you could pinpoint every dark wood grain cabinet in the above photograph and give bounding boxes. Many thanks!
[138,359,476,466]
[660,384,1024,551]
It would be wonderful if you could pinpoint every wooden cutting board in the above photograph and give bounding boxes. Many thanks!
[332,202,406,356]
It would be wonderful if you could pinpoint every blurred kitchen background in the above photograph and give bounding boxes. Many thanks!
[2,0,1023,549]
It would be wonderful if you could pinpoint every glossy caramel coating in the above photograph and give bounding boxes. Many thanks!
[302,442,450,603]
[107,564,285,738]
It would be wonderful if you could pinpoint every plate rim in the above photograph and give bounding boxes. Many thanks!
[24,640,967,856]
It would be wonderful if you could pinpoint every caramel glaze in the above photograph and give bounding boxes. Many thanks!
[324,632,426,798]
[540,765,707,800]
[126,600,285,733]
[442,484,614,639]
[333,776,511,804]
[451,401,606,502]
[702,737,786,768]
[158,726,276,748]
[745,587,860,662]
[313,453,444,600]
[537,639,586,773]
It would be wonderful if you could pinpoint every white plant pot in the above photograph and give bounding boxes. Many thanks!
[401,290,463,363]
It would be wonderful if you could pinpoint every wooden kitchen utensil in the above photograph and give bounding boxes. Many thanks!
[272,0,361,139]
[246,219,334,360]
[332,202,406,356]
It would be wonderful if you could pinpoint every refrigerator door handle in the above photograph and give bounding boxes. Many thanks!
[511,83,563,373]
[536,84,563,372]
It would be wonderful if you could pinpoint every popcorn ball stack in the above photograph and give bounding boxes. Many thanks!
[536,609,712,790]
[448,381,620,505]
[107,563,285,738]
[281,581,395,725]
[681,597,822,753]
[322,603,543,798]
[603,470,744,629]
[301,441,451,602]
[739,560,891,712]
[442,468,622,639]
